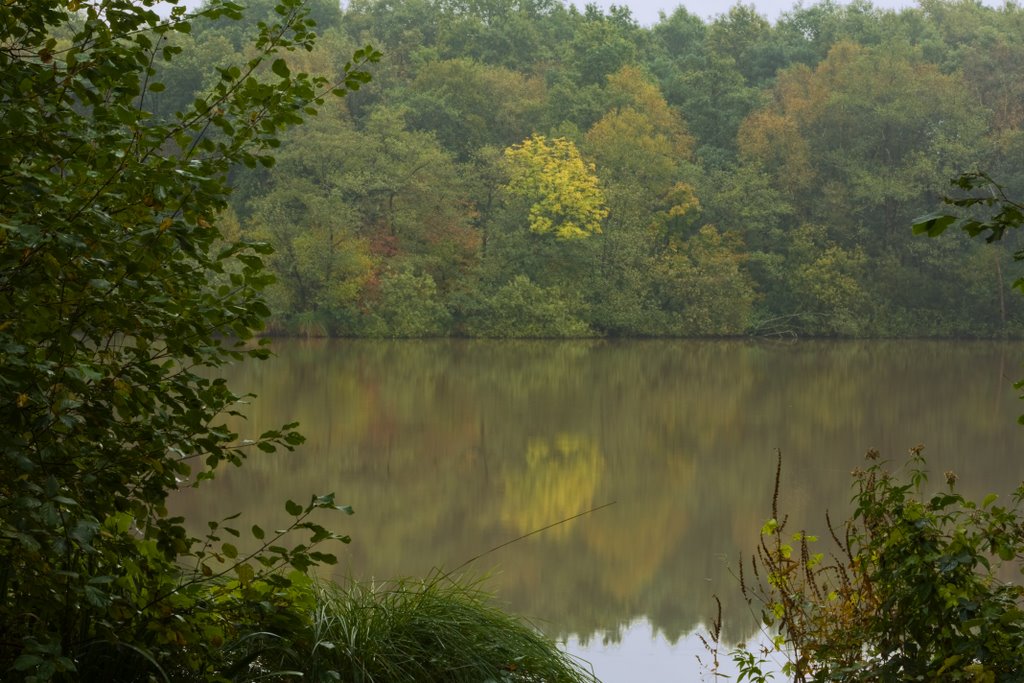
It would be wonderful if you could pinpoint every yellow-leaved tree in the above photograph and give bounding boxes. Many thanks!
[503,134,608,239]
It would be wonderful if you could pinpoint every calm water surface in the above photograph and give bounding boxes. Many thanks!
[173,339,1024,682]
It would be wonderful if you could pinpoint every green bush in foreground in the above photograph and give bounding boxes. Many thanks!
[715,448,1024,682]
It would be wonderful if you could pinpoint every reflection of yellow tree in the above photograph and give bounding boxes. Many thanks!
[583,456,696,602]
[502,434,604,539]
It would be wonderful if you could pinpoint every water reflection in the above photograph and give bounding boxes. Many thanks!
[172,339,1024,680]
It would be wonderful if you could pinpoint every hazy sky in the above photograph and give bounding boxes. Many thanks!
[590,0,921,25]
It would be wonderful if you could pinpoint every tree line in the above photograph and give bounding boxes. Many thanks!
[157,0,1024,338]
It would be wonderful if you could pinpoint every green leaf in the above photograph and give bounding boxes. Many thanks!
[105,512,133,534]
[236,563,254,585]
[251,524,265,540]
[911,212,956,237]
[13,655,43,671]
[285,499,303,516]
[310,552,337,565]
[84,585,109,607]
[271,58,290,78]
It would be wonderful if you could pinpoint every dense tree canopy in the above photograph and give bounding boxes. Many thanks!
[148,0,1024,338]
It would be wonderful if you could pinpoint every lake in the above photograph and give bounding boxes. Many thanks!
[171,339,1024,682]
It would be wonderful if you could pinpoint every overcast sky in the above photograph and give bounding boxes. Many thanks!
[588,0,922,25]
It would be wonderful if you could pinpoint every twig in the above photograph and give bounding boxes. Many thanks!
[449,501,617,575]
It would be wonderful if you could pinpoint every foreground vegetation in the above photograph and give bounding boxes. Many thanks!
[161,573,596,683]
[290,575,596,682]
[154,0,1024,337]
[711,449,1024,682]
[0,1,591,680]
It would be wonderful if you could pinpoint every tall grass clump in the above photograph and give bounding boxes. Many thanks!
[271,572,597,683]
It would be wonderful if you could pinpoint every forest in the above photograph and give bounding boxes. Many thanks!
[151,0,1024,338]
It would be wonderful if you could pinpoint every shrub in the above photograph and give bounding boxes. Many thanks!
[465,275,596,338]
[359,269,451,337]
[726,448,1024,682]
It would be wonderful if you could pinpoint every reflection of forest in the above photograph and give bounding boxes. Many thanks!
[172,339,1024,645]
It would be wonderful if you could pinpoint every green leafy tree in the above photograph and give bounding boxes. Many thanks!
[242,107,376,335]
[734,38,998,334]
[658,50,764,164]
[582,66,699,334]
[914,172,1024,251]
[912,171,1024,334]
[569,8,639,86]
[739,40,986,243]
[242,104,477,334]
[402,57,545,160]
[759,223,870,336]
[433,0,565,70]
[248,175,375,335]
[0,0,377,678]
[145,31,239,120]
[773,0,892,68]
[190,0,344,49]
[652,226,756,335]
[327,106,479,292]
[706,3,782,87]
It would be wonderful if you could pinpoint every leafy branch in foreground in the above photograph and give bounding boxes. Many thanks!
[717,448,1024,682]
[913,171,1024,252]
[0,0,377,679]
